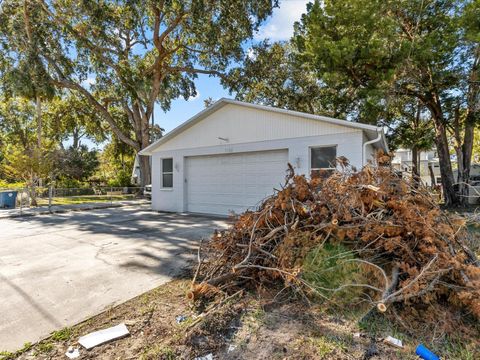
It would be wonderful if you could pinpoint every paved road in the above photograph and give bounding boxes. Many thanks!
[0,205,227,352]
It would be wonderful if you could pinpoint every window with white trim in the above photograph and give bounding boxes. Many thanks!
[311,146,337,170]
[162,158,173,188]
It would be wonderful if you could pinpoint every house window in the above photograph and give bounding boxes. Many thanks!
[311,146,337,170]
[162,158,173,188]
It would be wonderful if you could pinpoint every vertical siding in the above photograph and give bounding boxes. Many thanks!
[155,104,356,152]
[150,131,364,213]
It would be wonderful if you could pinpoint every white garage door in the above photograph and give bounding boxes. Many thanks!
[185,149,288,215]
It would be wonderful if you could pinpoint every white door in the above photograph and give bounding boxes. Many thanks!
[185,149,288,215]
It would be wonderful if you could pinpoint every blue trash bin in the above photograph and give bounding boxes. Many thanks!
[0,191,18,209]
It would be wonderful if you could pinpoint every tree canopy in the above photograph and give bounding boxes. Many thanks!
[0,0,278,185]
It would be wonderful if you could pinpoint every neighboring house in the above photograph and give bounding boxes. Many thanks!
[131,154,153,186]
[131,154,141,185]
[392,148,480,186]
[139,98,388,216]
[392,148,440,186]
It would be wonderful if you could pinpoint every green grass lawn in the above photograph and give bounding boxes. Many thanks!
[37,195,136,206]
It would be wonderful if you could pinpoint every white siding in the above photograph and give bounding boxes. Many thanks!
[151,131,364,213]
[154,104,356,152]
[147,102,383,215]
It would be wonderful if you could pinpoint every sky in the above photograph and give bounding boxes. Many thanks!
[152,0,310,135]
[72,0,310,149]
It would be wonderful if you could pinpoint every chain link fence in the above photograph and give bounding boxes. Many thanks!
[0,186,148,215]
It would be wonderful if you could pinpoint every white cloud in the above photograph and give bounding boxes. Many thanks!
[247,47,257,60]
[81,77,96,88]
[254,0,310,41]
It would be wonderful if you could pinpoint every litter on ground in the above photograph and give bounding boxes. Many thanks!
[78,323,130,350]
[64,346,80,359]
[383,336,403,349]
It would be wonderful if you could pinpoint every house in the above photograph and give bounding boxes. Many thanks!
[139,98,388,216]
[392,148,440,186]
[131,154,141,185]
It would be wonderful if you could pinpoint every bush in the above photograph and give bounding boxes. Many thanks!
[107,169,132,187]
[0,179,25,189]
[54,178,90,189]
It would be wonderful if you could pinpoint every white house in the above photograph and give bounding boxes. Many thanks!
[392,148,440,186]
[140,98,388,216]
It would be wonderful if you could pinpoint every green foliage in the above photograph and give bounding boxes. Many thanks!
[43,94,107,146]
[54,145,100,183]
[0,180,25,189]
[0,0,279,186]
[107,169,132,187]
[50,327,73,341]
[54,178,88,189]
[302,243,363,302]
[1,146,56,185]
[226,42,329,115]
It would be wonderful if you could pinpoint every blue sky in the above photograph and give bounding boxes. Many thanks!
[152,0,310,134]
[74,1,309,149]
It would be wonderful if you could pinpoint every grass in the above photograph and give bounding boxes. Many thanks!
[36,194,135,206]
[0,343,31,360]
[50,327,73,342]
[308,336,338,358]
[141,344,176,360]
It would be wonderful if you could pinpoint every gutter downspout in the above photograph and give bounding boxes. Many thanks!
[363,129,383,166]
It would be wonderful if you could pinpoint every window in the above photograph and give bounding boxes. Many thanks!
[311,146,337,170]
[162,158,173,188]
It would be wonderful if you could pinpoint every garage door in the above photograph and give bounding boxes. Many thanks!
[185,149,288,215]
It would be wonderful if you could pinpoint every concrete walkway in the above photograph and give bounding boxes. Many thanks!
[0,206,227,352]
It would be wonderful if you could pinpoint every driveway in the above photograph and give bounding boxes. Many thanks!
[0,205,227,352]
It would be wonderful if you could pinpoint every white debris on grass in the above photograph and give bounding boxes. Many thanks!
[194,353,213,360]
[383,336,403,348]
[78,323,130,350]
[65,346,80,359]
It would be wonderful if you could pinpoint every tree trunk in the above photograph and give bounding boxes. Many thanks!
[35,94,43,187]
[428,163,436,187]
[36,95,42,149]
[411,146,420,187]
[139,155,151,187]
[433,118,459,206]
[72,127,80,149]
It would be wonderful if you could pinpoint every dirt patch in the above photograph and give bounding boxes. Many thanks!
[4,279,478,360]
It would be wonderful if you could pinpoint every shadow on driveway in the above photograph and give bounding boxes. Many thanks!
[0,205,228,351]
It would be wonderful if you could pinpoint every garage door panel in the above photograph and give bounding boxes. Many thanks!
[186,149,288,215]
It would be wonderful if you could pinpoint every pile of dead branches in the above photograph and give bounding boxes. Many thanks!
[190,153,480,323]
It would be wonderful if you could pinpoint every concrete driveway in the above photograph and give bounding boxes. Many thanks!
[0,205,227,352]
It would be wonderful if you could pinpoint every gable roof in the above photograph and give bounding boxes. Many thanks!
[139,98,388,155]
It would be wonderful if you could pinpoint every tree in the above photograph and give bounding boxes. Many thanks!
[294,0,479,206]
[226,42,326,115]
[44,94,107,149]
[0,0,57,186]
[388,99,435,185]
[0,0,277,186]
[54,145,100,183]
